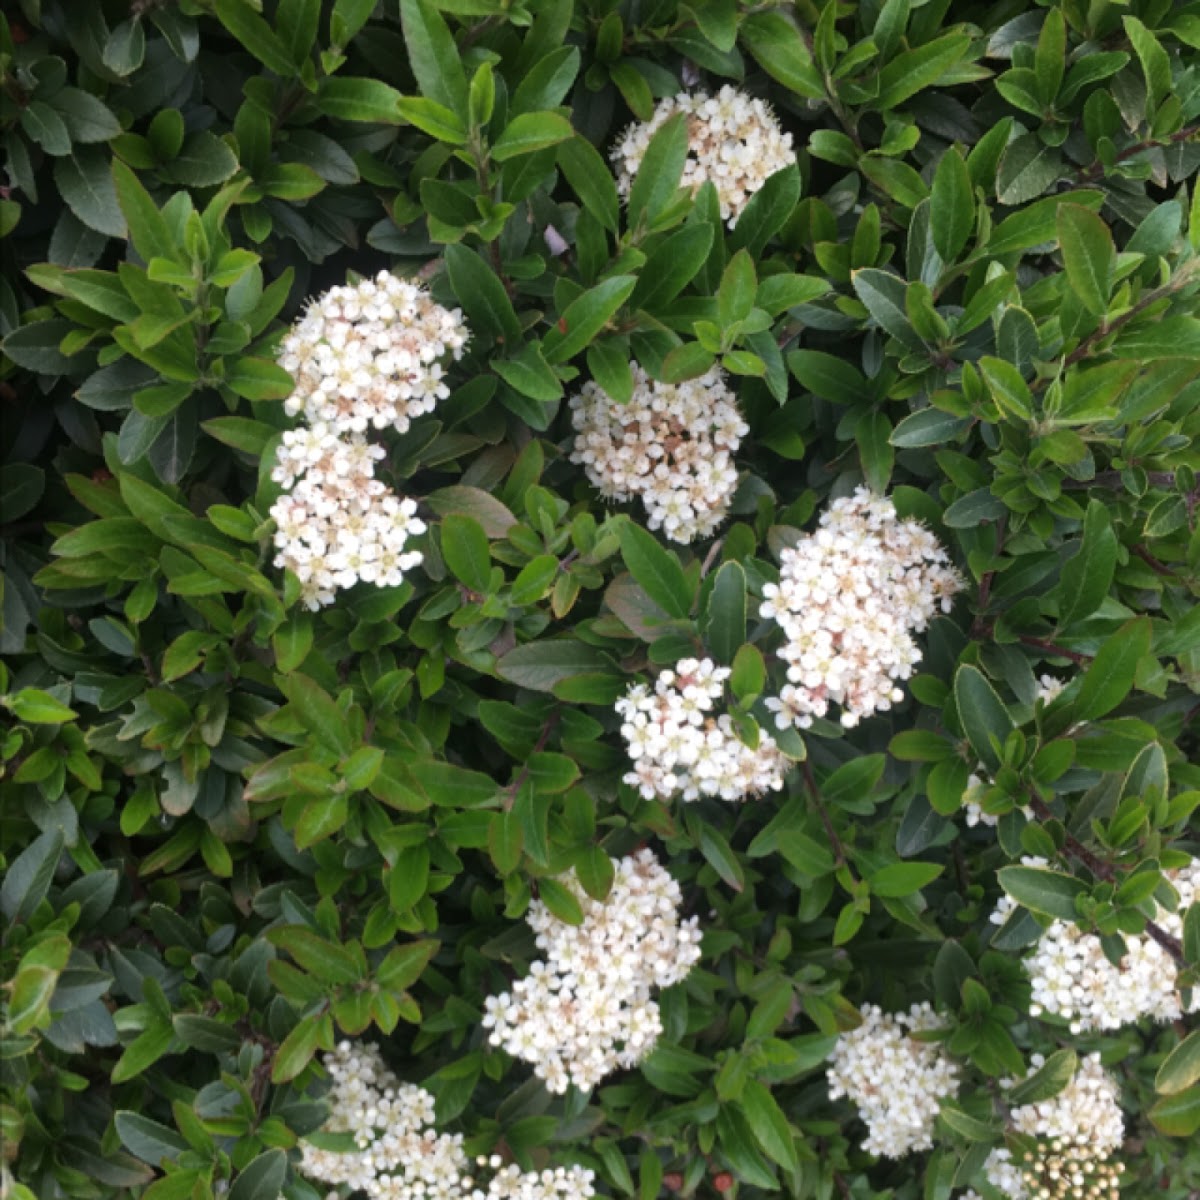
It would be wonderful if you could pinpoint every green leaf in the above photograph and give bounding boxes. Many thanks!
[930,147,973,261]
[557,137,619,234]
[979,355,1033,421]
[444,243,522,343]
[115,1112,190,1167]
[161,132,238,187]
[1057,204,1113,316]
[739,13,824,99]
[1007,1048,1077,1106]
[788,350,868,404]
[986,189,1103,255]
[755,274,831,317]
[112,162,176,263]
[718,250,757,329]
[953,665,1014,773]
[226,357,294,400]
[441,513,492,593]
[543,275,637,363]
[399,0,468,120]
[698,822,744,892]
[279,672,353,758]
[215,0,295,72]
[1149,1086,1200,1137]
[855,410,894,492]
[998,865,1088,921]
[626,114,688,230]
[396,96,468,143]
[56,150,125,239]
[271,1013,323,1083]
[511,47,580,117]
[870,861,943,897]
[491,112,574,161]
[425,486,518,539]
[890,407,971,448]
[738,1080,799,1172]
[997,134,1061,206]
[1057,500,1117,628]
[270,926,362,984]
[729,164,802,257]
[496,640,615,692]
[1,829,64,923]
[943,487,1006,527]
[5,688,77,724]
[538,878,584,925]
[851,269,923,350]
[704,561,746,664]
[618,522,691,618]
[317,77,404,123]
[823,755,885,808]
[376,940,438,991]
[21,100,71,156]
[1111,317,1200,359]
[629,224,714,311]
[228,1150,288,1200]
[51,88,121,144]
[1074,617,1151,721]
[875,32,970,109]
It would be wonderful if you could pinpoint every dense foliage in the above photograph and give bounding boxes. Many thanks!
[2,1,1200,1198]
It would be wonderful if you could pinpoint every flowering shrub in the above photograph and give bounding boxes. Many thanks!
[2,2,1200,1200]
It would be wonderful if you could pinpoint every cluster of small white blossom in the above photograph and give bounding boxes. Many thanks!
[826,1002,960,1158]
[300,1044,595,1200]
[568,363,745,543]
[615,657,788,802]
[992,859,1199,1033]
[760,489,963,730]
[962,674,1062,827]
[983,1053,1125,1200]
[483,849,702,1093]
[269,271,469,609]
[611,86,794,226]
[299,1041,468,1200]
[477,1158,596,1200]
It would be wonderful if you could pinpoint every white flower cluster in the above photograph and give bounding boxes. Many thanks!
[300,1043,596,1200]
[568,363,745,543]
[611,85,795,226]
[270,271,469,609]
[483,849,702,1093]
[983,1053,1125,1200]
[615,657,788,802]
[992,859,1200,1033]
[825,1002,960,1158]
[760,488,963,730]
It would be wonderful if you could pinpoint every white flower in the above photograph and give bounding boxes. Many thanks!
[761,488,963,729]
[300,1043,595,1200]
[270,271,469,608]
[569,363,745,544]
[1003,858,1200,1033]
[983,1054,1125,1200]
[615,657,787,802]
[483,849,701,1093]
[612,86,795,227]
[826,1002,960,1158]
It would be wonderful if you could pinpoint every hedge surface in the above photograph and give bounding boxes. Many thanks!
[1,0,1199,1198]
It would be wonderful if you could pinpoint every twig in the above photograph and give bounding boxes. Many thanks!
[502,709,561,811]
[1073,122,1200,183]
[1017,636,1092,665]
[803,760,845,867]
[1026,795,1183,963]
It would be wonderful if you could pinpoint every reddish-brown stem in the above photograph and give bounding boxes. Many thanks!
[502,709,561,811]
[1017,636,1092,665]
[1026,795,1183,963]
